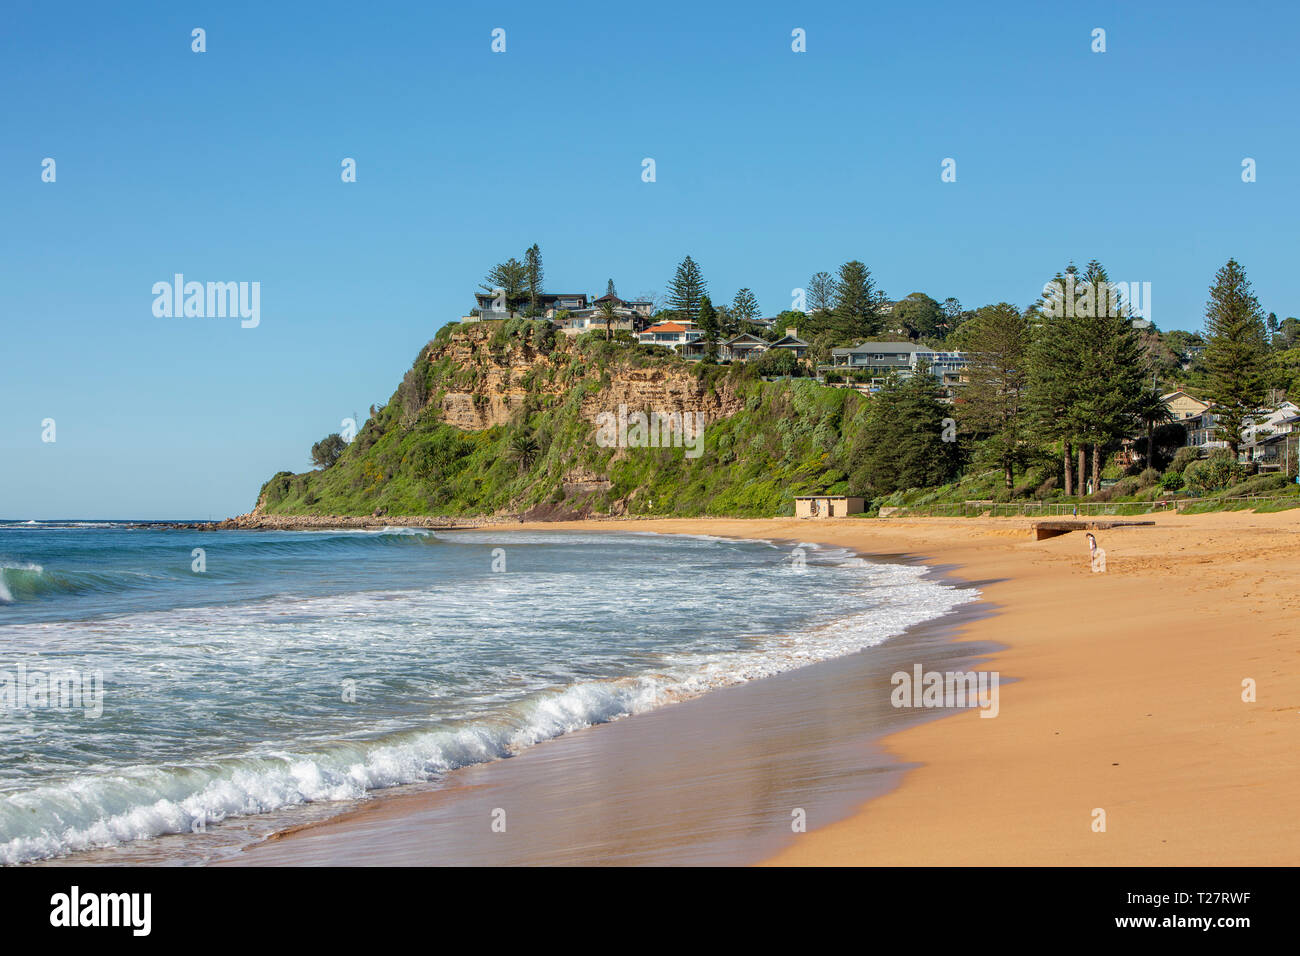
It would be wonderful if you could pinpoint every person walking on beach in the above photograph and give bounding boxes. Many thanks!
[1086,533,1106,573]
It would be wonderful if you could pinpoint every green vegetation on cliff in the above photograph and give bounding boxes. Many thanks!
[257,319,925,518]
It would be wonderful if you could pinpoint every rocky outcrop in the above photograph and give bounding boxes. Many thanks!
[562,466,612,496]
[174,513,493,531]
[577,367,744,427]
[427,326,566,429]
[424,324,745,431]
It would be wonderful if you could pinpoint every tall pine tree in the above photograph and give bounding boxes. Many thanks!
[807,272,836,313]
[697,295,719,362]
[1029,260,1147,493]
[731,288,760,329]
[1028,264,1085,494]
[524,244,543,316]
[1203,259,1269,455]
[1071,260,1148,486]
[851,370,958,495]
[962,302,1032,489]
[666,255,707,324]
[831,260,885,341]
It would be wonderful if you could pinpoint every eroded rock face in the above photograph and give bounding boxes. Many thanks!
[438,391,529,430]
[562,464,611,496]
[578,367,744,426]
[430,328,559,429]
[427,324,744,431]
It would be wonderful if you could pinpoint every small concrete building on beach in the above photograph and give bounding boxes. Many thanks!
[794,495,866,518]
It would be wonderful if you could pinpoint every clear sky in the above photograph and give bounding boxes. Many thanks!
[3,0,1297,518]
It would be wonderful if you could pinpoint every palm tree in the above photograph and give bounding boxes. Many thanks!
[1133,387,1174,470]
[599,298,618,341]
[508,433,539,474]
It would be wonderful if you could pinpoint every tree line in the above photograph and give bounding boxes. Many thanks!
[942,258,1274,495]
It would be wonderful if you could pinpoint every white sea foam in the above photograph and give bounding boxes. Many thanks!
[0,543,975,864]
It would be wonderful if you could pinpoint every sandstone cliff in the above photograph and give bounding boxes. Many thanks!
[424,322,744,432]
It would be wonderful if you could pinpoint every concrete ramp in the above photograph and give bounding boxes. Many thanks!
[1032,519,1155,540]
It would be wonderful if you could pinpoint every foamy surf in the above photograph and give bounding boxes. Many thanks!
[0,528,975,864]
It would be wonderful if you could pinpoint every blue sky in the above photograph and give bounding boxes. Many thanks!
[3,0,1297,518]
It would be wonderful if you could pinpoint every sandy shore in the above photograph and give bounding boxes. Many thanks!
[609,510,1299,866]
[750,509,1300,866]
[221,509,1299,866]
[526,512,1300,865]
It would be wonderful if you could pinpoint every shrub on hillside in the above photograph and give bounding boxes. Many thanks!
[310,433,346,469]
[1101,456,1127,480]
[530,320,557,353]
[1092,477,1139,502]
[1183,449,1245,496]
[1012,477,1038,499]
[260,471,295,507]
[753,348,798,377]
[399,361,430,420]
[1113,476,1141,497]
[1221,472,1290,497]
[1158,470,1185,491]
[1169,446,1199,474]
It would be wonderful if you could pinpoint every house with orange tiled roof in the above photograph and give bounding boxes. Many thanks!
[637,320,703,351]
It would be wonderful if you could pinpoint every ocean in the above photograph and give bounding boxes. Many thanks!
[0,521,976,864]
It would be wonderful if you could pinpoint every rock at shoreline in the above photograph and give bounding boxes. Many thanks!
[165,514,493,532]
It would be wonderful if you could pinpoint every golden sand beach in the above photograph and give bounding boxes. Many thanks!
[526,510,1300,865]
[224,509,1299,867]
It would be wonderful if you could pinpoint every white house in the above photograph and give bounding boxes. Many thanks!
[1242,401,1300,446]
[637,321,702,350]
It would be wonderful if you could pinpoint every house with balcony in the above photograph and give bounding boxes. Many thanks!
[1243,429,1298,471]
[554,294,656,336]
[720,332,769,362]
[1185,401,1299,457]
[769,333,809,360]
[558,312,640,336]
[1240,405,1300,471]
[824,341,968,394]
[1185,409,1228,450]
[911,348,969,390]
[825,342,915,376]
[637,321,702,351]
[677,331,812,363]
[1241,401,1300,446]
[465,291,590,322]
[593,294,655,318]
